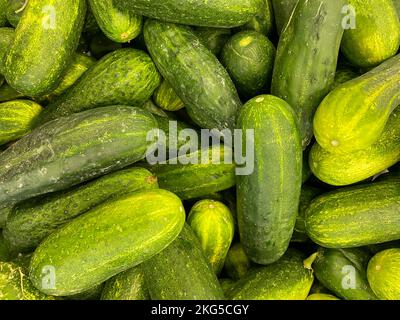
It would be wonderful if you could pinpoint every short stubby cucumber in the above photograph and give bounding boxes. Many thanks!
[237,95,302,264]
[29,189,186,296]
[0,106,157,205]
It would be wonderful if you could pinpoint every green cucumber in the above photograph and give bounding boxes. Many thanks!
[82,6,100,36]
[220,278,236,296]
[88,0,142,43]
[89,32,122,58]
[221,30,276,98]
[367,249,400,300]
[143,145,236,200]
[195,27,232,56]
[66,283,104,300]
[307,293,339,300]
[0,99,42,146]
[144,20,242,130]
[395,0,400,17]
[228,249,314,300]
[341,0,400,68]
[187,199,235,274]
[0,106,157,206]
[0,206,12,228]
[29,189,185,296]
[143,224,225,300]
[6,0,26,27]
[240,0,274,35]
[0,28,14,74]
[4,167,158,253]
[4,0,87,96]
[116,0,260,28]
[0,233,10,261]
[313,54,400,154]
[331,67,359,90]
[34,49,160,126]
[0,83,24,102]
[101,265,149,300]
[271,0,346,147]
[152,79,184,112]
[271,0,298,35]
[237,95,302,264]
[224,243,252,280]
[312,247,377,300]
[310,107,400,186]
[305,179,400,248]
[0,0,8,26]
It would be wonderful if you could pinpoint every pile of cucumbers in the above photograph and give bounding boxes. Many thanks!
[0,0,400,301]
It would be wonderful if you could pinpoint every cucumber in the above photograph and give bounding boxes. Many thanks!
[395,0,400,17]
[152,79,184,112]
[29,189,185,296]
[305,179,400,248]
[367,249,400,300]
[221,30,276,98]
[6,0,26,27]
[307,293,339,300]
[310,107,400,186]
[271,0,298,35]
[237,95,302,264]
[224,243,252,280]
[4,0,87,96]
[220,278,236,296]
[0,27,15,73]
[313,54,400,154]
[144,20,242,130]
[89,32,122,58]
[4,167,158,253]
[341,0,400,68]
[0,100,42,146]
[143,224,225,300]
[116,0,260,28]
[0,206,12,228]
[271,0,346,148]
[195,27,231,56]
[66,283,104,300]
[240,0,274,35]
[0,106,157,206]
[34,49,160,126]
[88,0,142,43]
[101,265,149,300]
[0,0,8,26]
[331,67,359,90]
[312,247,377,300]
[228,249,314,300]
[143,145,236,200]
[82,6,100,36]
[0,83,24,102]
[187,199,235,274]
[0,233,10,261]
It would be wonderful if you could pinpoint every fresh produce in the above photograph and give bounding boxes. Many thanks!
[224,243,252,280]
[6,0,26,27]
[307,293,339,300]
[0,27,14,73]
[152,79,184,112]
[240,0,274,35]
[0,83,24,102]
[0,233,9,261]
[0,0,8,27]
[271,0,298,35]
[195,27,232,56]
[237,95,302,264]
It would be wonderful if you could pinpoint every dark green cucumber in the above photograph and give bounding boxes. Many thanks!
[305,179,400,248]
[0,27,14,74]
[224,243,252,280]
[221,30,276,98]
[89,32,122,58]
[143,224,225,300]
[0,206,12,228]
[6,0,26,27]
[310,107,400,186]
[0,83,24,102]
[331,67,359,90]
[0,232,10,261]
[0,106,157,206]
[143,145,236,200]
[220,278,236,296]
[314,54,400,154]
[0,0,8,26]
[116,0,260,28]
[367,249,400,300]
[240,0,274,35]
[4,0,87,96]
[271,0,298,35]
[88,0,142,43]
[187,199,235,274]
[4,167,158,253]
[307,293,339,300]
[341,0,400,68]
[313,247,377,300]
[152,79,184,112]
[0,100,42,146]
[237,95,302,264]
[144,20,242,130]
[35,49,160,125]
[228,249,314,300]
[29,189,185,296]
[195,27,232,56]
[101,265,149,300]
[271,0,346,148]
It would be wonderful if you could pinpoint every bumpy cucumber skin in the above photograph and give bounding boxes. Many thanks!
[35,48,160,125]
[314,54,400,154]
[0,106,157,206]
[237,95,302,265]
[153,79,184,112]
[228,249,313,300]
[307,293,339,300]
[0,27,15,74]
[341,0,400,68]
[305,179,400,248]
[0,0,8,26]
[0,100,42,146]
[310,107,400,186]
[195,27,231,56]
[4,167,158,253]
[240,0,274,35]
[101,265,149,300]
[221,30,276,98]
[116,0,260,28]
[271,0,346,148]
[367,249,400,300]
[88,0,142,43]
[271,0,298,35]
[6,0,26,27]
[144,20,242,130]
[29,189,185,296]
[143,224,225,300]
[313,248,377,300]
[187,200,235,274]
[4,0,87,96]
[224,243,252,280]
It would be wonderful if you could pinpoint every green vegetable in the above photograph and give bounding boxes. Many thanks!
[307,293,339,300]
[153,79,184,112]
[89,32,122,58]
[240,0,274,35]
[195,27,231,56]
[0,27,15,73]
[0,0,8,26]
[0,233,10,261]
[224,243,252,280]
[331,67,359,90]
[0,83,24,102]
[6,0,26,27]
[0,206,12,228]
[271,0,298,35]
